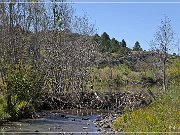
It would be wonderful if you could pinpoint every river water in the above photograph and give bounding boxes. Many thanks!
[0,109,112,135]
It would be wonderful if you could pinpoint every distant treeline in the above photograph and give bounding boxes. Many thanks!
[93,32,143,56]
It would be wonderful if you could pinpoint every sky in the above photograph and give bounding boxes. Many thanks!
[72,0,180,52]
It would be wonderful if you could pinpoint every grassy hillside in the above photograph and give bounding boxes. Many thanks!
[113,57,180,133]
[114,88,179,132]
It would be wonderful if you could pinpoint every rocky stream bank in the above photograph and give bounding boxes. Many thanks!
[1,90,155,134]
[40,90,154,134]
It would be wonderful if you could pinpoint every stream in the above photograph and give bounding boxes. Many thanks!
[0,109,112,135]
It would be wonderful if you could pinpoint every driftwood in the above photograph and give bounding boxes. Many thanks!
[41,91,152,111]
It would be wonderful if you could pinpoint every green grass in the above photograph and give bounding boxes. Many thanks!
[114,87,180,133]
[89,64,132,88]
[88,64,157,92]
[167,57,180,86]
[0,95,9,121]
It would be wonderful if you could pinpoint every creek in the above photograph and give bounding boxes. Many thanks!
[0,85,158,134]
[0,109,112,135]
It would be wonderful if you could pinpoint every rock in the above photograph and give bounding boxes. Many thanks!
[82,117,89,120]
[83,127,88,129]
[60,114,65,117]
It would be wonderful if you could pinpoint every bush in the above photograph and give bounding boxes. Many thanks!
[0,95,9,121]
[5,64,45,120]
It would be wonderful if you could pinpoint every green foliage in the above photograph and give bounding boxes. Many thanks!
[93,33,100,43]
[5,64,45,120]
[127,71,143,82]
[0,95,10,120]
[99,32,111,52]
[114,89,180,132]
[113,75,124,86]
[118,46,130,57]
[110,38,120,53]
[167,58,180,86]
[121,39,127,48]
[90,64,132,89]
[116,64,131,76]
[133,41,142,51]
[97,32,130,56]
[15,100,35,119]
[101,32,110,41]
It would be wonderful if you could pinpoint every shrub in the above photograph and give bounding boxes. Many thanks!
[0,95,9,121]
[5,64,45,120]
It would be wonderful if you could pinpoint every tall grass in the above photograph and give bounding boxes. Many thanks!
[88,64,156,92]
[114,87,180,132]
[89,64,132,89]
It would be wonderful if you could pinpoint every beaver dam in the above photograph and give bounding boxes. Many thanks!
[41,90,154,111]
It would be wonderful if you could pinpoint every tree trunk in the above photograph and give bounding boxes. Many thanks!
[162,55,166,91]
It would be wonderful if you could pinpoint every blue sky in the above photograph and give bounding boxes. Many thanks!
[72,0,180,52]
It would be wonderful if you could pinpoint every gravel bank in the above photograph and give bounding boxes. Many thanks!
[94,113,124,135]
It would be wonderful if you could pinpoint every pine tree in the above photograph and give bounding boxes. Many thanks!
[133,41,142,51]
[100,32,111,52]
[121,39,127,48]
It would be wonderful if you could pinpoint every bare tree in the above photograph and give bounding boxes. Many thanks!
[72,14,96,36]
[152,16,175,91]
[0,0,98,113]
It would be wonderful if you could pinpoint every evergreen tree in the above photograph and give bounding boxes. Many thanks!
[121,39,127,48]
[110,38,119,53]
[101,32,110,41]
[93,33,100,43]
[133,41,142,51]
[100,32,111,52]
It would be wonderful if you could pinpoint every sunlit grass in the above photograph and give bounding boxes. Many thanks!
[114,87,180,132]
[89,64,132,89]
